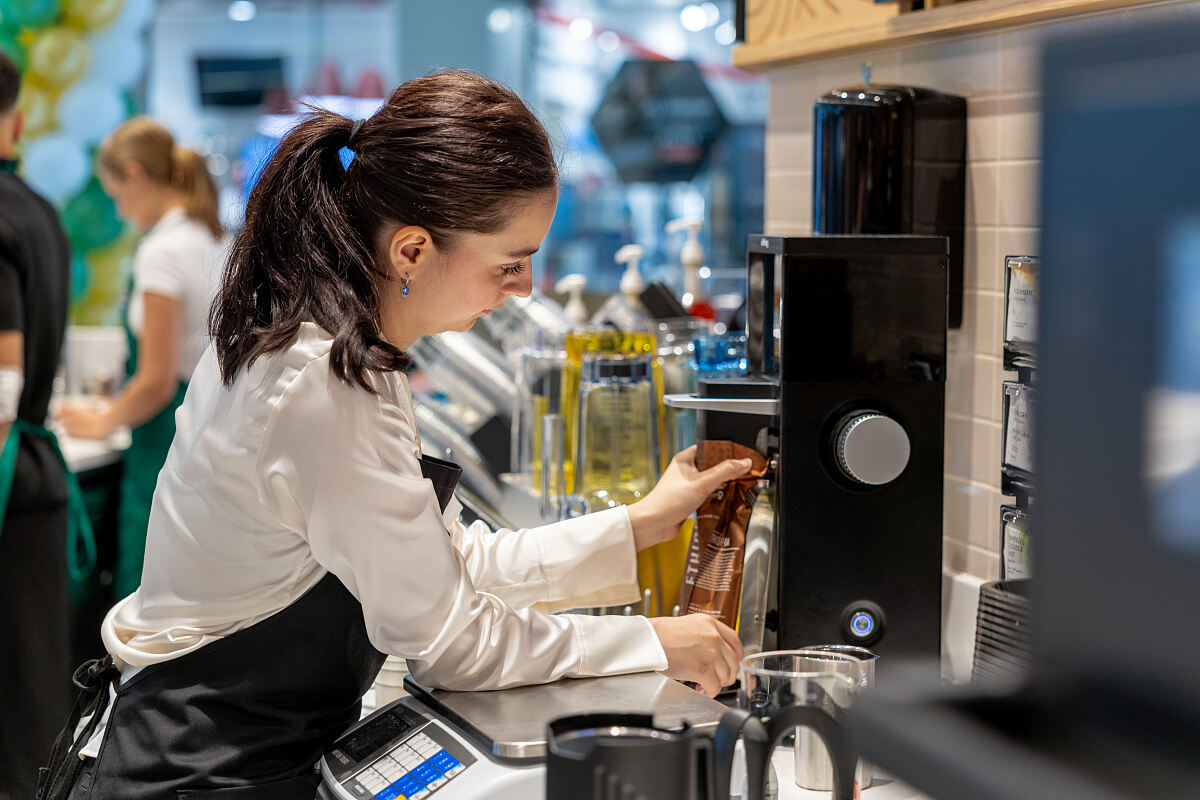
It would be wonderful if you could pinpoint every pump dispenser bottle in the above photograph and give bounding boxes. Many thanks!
[665,218,715,320]
[591,245,654,330]
[554,273,589,325]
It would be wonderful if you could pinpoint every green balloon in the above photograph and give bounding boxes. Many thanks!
[0,0,61,29]
[0,26,24,71]
[62,178,124,252]
[69,253,90,303]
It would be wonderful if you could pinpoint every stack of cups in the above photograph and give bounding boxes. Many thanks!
[373,655,410,706]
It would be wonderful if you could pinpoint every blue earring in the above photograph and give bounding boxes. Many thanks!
[401,274,410,297]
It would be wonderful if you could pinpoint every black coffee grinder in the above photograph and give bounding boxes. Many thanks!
[692,235,947,660]
[813,86,966,328]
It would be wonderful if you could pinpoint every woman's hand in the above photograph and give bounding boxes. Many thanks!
[649,614,744,697]
[626,445,752,551]
[57,400,117,439]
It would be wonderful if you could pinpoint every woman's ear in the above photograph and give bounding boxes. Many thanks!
[387,226,436,277]
[123,161,149,186]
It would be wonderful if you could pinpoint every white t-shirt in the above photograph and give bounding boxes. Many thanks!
[100,322,668,691]
[126,207,226,383]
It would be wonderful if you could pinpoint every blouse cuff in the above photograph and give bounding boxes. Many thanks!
[532,506,641,613]
[567,613,669,677]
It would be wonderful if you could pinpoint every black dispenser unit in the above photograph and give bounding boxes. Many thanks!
[698,235,947,659]
[813,87,966,328]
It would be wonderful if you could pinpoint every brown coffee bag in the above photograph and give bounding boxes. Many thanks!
[677,441,771,628]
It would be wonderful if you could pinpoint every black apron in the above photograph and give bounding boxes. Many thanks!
[38,454,462,800]
[41,571,385,800]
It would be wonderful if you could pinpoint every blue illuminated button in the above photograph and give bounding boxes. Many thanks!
[430,751,463,775]
[411,763,443,786]
[374,788,399,800]
[850,611,875,638]
[393,775,424,798]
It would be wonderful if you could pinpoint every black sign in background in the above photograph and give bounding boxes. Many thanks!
[591,59,727,184]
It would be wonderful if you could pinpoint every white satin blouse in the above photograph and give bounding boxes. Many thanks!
[100,322,668,689]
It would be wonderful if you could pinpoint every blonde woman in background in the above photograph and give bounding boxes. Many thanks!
[58,117,227,599]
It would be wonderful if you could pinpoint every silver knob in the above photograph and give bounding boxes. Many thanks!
[836,413,910,485]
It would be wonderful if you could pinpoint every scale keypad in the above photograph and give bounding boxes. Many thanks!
[346,728,469,800]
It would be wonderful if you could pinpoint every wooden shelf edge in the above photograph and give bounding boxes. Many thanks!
[732,0,1167,70]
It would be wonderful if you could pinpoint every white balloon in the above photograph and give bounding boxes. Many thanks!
[110,0,155,34]
[84,24,146,89]
[22,135,90,205]
[57,81,126,146]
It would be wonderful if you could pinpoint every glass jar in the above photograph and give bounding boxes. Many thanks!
[561,328,660,493]
[574,354,661,513]
[657,318,714,455]
[512,331,566,495]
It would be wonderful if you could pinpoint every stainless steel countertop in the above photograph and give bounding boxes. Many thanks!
[404,672,728,763]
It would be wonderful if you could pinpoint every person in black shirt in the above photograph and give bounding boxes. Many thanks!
[0,51,74,800]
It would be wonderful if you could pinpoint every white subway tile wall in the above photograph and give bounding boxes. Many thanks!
[759,2,1188,581]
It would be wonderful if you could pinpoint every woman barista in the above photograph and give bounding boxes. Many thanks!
[57,118,226,599]
[41,71,748,800]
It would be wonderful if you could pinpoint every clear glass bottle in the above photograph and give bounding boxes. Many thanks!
[512,330,566,494]
[560,328,660,494]
[575,354,661,513]
[657,318,713,455]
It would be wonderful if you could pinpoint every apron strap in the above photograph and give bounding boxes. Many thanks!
[36,655,121,800]
[0,419,98,582]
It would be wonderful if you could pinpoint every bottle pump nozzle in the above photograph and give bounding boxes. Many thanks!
[665,218,705,302]
[614,244,645,299]
[553,273,588,324]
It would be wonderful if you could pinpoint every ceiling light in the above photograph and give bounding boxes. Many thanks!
[487,8,513,33]
[597,30,620,52]
[680,4,707,32]
[714,20,736,46]
[227,0,256,22]
[569,17,594,40]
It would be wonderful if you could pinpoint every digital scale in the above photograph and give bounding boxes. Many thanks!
[318,672,728,800]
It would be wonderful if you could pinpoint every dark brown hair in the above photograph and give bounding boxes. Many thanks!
[209,69,558,391]
[99,116,223,238]
[0,51,19,114]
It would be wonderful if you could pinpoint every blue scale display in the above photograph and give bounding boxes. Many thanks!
[323,704,476,799]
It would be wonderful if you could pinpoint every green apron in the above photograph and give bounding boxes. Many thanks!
[115,317,187,600]
[0,419,96,582]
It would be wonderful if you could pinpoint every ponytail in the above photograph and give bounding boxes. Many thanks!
[209,70,557,394]
[209,110,408,391]
[171,146,222,238]
[99,116,223,238]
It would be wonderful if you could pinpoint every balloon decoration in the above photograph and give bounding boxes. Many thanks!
[62,0,121,31]
[83,23,142,89]
[3,0,152,324]
[0,0,61,28]
[74,233,132,320]
[62,177,123,251]
[57,79,124,144]
[16,77,56,137]
[0,25,26,70]
[23,133,88,202]
[69,254,89,302]
[28,26,88,86]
